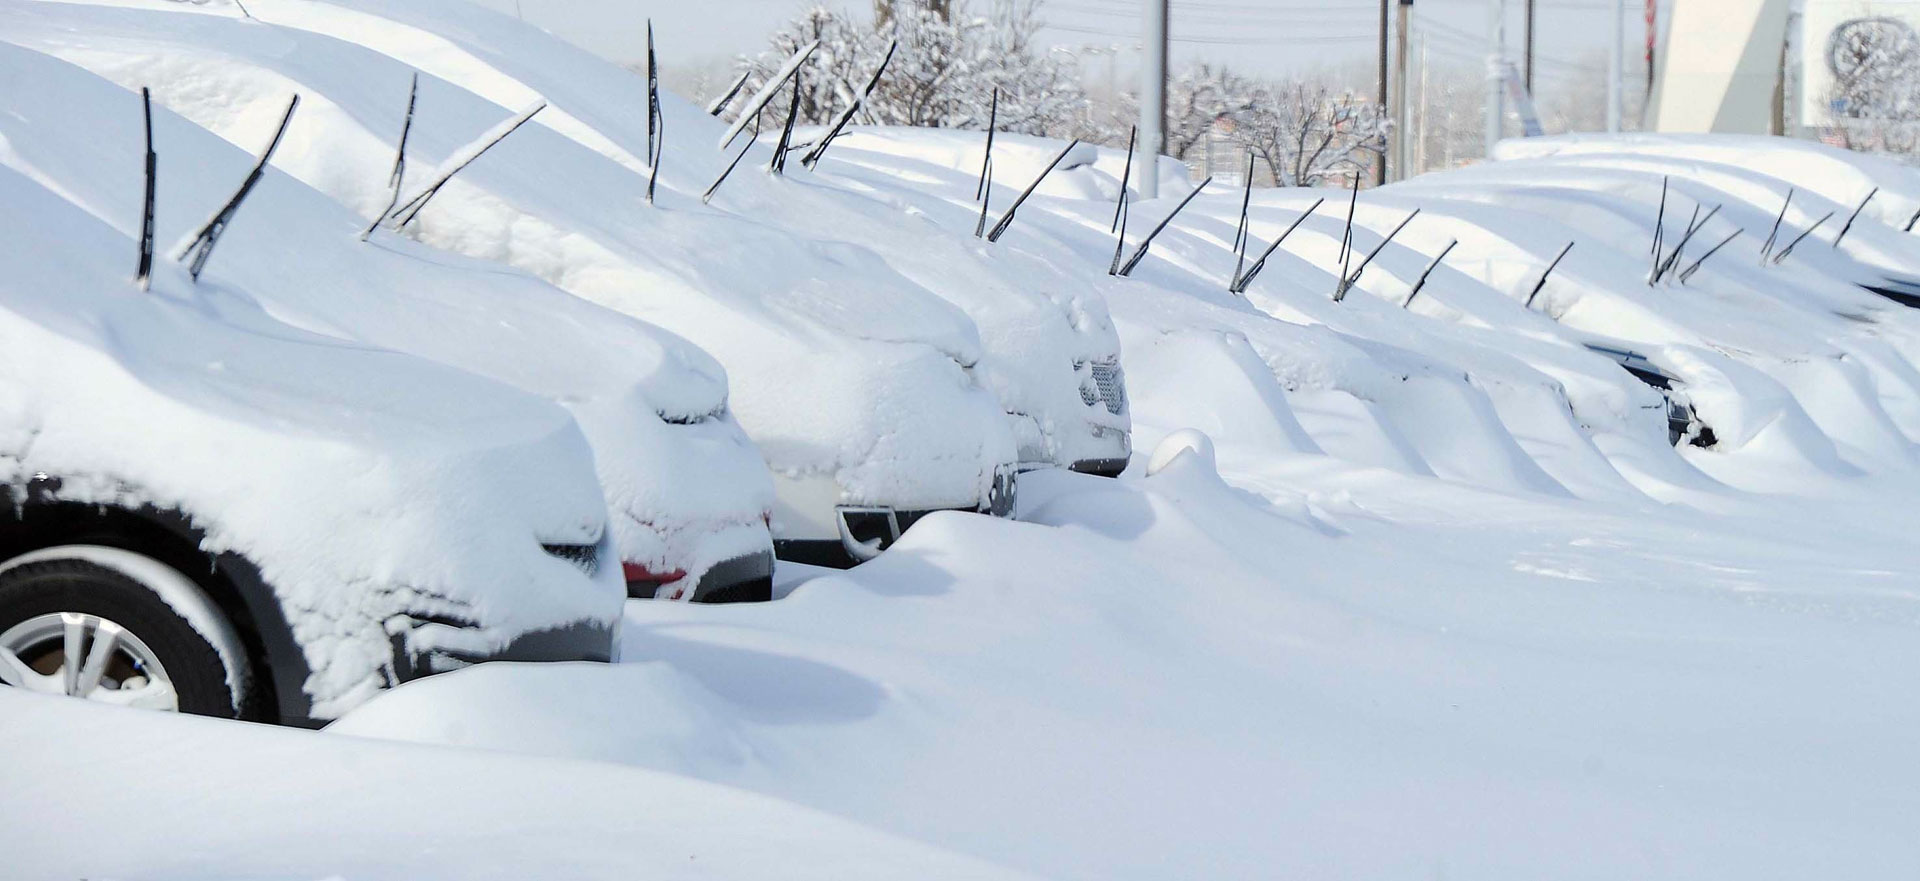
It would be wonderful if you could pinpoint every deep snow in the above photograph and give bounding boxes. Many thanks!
[6,3,1920,878]
[0,688,1046,881]
[335,456,1920,879]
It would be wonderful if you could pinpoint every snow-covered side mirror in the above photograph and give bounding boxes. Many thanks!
[1145,429,1216,477]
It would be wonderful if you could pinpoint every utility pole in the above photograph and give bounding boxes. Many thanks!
[1524,0,1535,95]
[1137,0,1168,199]
[1417,32,1430,174]
[1393,0,1412,182]
[1607,0,1624,131]
[1377,0,1389,186]
[1485,0,1505,157]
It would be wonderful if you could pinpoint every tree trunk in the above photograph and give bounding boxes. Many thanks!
[875,0,950,27]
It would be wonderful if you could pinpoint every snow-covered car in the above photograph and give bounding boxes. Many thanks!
[748,125,1136,476]
[0,143,624,727]
[0,31,779,601]
[771,127,1137,476]
[1478,141,1920,299]
[20,0,1021,568]
[1580,344,1716,447]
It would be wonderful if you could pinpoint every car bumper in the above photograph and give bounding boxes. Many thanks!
[1068,456,1130,477]
[687,549,775,603]
[775,466,1017,569]
[626,546,775,604]
[395,619,616,683]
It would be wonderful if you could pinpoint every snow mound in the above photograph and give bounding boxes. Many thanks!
[1,690,1042,881]
[1497,132,1920,232]
[329,462,1920,879]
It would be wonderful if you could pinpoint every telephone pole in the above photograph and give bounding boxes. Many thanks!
[1393,0,1412,181]
[1377,0,1390,186]
[1524,0,1535,95]
[1417,33,1430,173]
[1137,0,1168,198]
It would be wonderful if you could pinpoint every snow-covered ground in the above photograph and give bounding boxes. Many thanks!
[0,688,1045,881]
[334,457,1920,880]
[7,1,1920,877]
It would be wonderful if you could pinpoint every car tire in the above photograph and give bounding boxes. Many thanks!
[0,546,249,718]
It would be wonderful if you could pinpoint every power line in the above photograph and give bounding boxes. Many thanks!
[1415,17,1604,73]
[1051,2,1373,23]
[1045,21,1381,45]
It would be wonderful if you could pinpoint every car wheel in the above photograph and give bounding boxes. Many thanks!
[0,546,249,717]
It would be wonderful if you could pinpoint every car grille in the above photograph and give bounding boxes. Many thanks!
[1079,360,1127,416]
[659,404,727,426]
[542,542,601,578]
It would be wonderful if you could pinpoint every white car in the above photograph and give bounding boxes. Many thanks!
[33,0,1021,568]
[0,27,779,601]
[0,136,623,726]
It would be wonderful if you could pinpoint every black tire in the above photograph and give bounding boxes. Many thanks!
[0,557,245,718]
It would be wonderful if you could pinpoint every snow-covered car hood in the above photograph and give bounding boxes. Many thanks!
[1458,148,1920,293]
[0,157,624,719]
[737,125,1135,465]
[820,126,1195,203]
[1496,132,1920,233]
[0,29,776,579]
[18,0,1014,506]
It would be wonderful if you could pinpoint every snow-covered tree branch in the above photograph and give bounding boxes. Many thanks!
[735,1,1087,136]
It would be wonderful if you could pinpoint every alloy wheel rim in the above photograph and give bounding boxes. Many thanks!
[0,612,179,711]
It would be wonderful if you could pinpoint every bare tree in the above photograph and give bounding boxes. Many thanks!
[1236,82,1385,187]
[1163,64,1255,161]
[738,1,1085,136]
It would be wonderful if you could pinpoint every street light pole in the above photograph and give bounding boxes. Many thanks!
[1524,0,1535,95]
[1137,0,1169,199]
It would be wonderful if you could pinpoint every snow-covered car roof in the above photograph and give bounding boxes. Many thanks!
[0,31,776,581]
[0,129,623,718]
[15,0,1015,511]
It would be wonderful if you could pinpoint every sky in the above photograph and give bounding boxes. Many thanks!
[473,0,1646,88]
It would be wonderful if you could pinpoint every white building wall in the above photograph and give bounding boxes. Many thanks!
[1648,0,1790,133]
